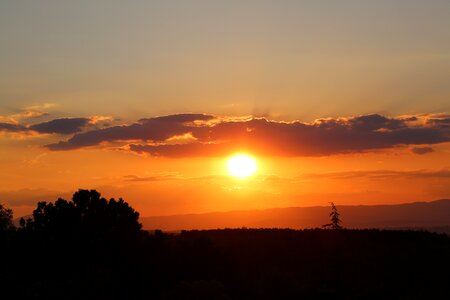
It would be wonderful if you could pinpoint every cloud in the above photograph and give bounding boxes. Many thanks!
[44,113,450,157]
[0,122,27,132]
[411,146,434,155]
[88,115,114,125]
[302,169,450,180]
[29,118,91,134]
[46,113,215,150]
[20,111,49,119]
[123,173,182,182]
[0,110,48,125]
[427,117,450,128]
[25,103,56,111]
[0,116,114,136]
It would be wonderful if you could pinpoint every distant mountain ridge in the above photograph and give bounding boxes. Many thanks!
[141,199,450,233]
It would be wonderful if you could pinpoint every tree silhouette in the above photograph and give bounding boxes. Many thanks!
[322,202,342,229]
[0,191,449,299]
[20,189,142,241]
[0,204,13,232]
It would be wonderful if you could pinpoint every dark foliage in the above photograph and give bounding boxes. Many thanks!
[1,190,449,299]
[0,203,13,231]
[323,202,343,229]
[21,189,142,239]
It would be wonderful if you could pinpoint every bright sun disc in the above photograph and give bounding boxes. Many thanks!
[227,154,257,178]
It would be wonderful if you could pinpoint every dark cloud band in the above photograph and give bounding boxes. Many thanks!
[29,118,90,134]
[0,123,27,132]
[0,118,91,135]
[44,113,450,157]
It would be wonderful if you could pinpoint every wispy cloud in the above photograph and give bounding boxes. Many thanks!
[302,169,450,180]
[123,173,183,182]
[0,110,49,124]
[25,103,56,111]
[411,146,434,155]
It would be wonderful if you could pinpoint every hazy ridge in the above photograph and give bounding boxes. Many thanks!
[141,199,450,232]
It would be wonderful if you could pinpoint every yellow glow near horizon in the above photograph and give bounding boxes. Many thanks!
[227,154,258,178]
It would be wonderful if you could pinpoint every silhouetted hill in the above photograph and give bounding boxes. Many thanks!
[141,199,450,232]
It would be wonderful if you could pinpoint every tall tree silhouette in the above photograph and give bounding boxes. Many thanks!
[13,190,145,299]
[0,204,13,232]
[21,189,142,242]
[322,202,342,229]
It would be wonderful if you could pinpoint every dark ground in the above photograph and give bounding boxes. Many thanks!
[1,228,449,299]
[1,190,449,299]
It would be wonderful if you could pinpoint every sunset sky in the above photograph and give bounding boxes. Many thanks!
[1,1,449,218]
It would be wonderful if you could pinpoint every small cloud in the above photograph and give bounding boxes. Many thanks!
[123,173,182,182]
[302,169,450,180]
[165,132,197,144]
[21,111,49,119]
[411,146,435,155]
[22,153,48,166]
[88,115,114,125]
[0,122,27,132]
[30,118,91,134]
[25,103,56,111]
[0,116,97,138]
[0,110,49,124]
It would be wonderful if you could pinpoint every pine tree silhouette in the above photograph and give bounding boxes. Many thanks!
[322,202,342,229]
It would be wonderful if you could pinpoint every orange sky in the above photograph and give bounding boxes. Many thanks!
[1,113,449,218]
[1,1,449,218]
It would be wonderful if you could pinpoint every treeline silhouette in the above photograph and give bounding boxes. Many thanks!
[1,190,449,299]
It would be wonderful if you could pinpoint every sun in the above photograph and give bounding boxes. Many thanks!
[227,154,258,178]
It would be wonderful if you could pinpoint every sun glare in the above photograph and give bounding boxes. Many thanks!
[227,154,257,178]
